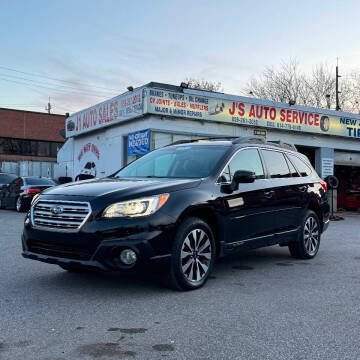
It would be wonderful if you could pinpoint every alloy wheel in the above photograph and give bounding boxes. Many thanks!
[16,197,21,212]
[180,229,212,282]
[304,216,319,256]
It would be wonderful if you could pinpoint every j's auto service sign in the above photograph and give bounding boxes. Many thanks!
[146,88,360,139]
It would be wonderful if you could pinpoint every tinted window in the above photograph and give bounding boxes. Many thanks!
[0,174,16,184]
[25,178,56,186]
[0,138,62,157]
[219,148,264,183]
[262,150,291,178]
[116,145,228,179]
[285,156,300,177]
[288,154,312,177]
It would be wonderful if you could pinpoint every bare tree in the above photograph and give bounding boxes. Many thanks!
[185,78,223,92]
[244,60,358,113]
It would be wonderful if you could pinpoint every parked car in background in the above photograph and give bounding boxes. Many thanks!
[0,172,17,189]
[0,177,56,212]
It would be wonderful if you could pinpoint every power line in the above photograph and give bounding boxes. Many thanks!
[0,73,117,96]
[0,78,111,98]
[0,104,44,106]
[0,65,123,92]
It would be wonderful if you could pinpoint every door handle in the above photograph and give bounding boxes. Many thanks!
[264,190,275,198]
[298,185,308,192]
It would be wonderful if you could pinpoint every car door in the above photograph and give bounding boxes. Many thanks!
[260,149,304,240]
[8,177,23,209]
[2,179,15,207]
[217,147,279,248]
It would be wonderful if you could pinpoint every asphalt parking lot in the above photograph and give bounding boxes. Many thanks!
[0,210,360,360]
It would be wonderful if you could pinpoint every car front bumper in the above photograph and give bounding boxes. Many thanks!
[22,210,176,271]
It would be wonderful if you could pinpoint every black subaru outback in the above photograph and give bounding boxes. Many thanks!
[22,137,330,291]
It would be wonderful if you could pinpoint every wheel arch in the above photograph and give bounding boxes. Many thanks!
[177,206,223,257]
[307,198,323,231]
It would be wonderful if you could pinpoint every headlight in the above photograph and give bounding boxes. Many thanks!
[102,194,169,218]
[31,193,40,206]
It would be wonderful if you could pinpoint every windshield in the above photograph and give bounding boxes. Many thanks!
[25,178,56,186]
[115,145,229,179]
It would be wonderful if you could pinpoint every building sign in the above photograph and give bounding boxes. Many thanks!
[127,129,151,156]
[145,88,360,139]
[321,158,334,178]
[66,88,143,137]
[253,129,267,138]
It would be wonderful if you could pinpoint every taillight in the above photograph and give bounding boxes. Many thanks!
[26,188,41,194]
[320,180,327,192]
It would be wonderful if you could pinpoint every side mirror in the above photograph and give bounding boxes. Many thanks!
[220,170,256,194]
[233,170,256,184]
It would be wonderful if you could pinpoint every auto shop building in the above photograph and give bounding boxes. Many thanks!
[59,82,360,210]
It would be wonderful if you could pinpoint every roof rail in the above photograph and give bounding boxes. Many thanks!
[231,137,266,145]
[166,136,297,152]
[267,140,298,152]
[168,136,237,146]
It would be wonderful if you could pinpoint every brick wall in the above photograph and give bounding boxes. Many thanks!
[0,108,66,142]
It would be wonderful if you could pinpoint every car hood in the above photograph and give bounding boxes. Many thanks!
[41,177,202,199]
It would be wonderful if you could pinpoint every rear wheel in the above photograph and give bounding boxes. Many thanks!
[0,199,4,209]
[288,210,321,259]
[168,217,216,291]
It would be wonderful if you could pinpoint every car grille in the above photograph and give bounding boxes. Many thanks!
[32,200,91,232]
[27,240,92,260]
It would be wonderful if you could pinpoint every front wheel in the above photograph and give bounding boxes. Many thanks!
[168,217,216,291]
[16,197,25,212]
[289,210,321,259]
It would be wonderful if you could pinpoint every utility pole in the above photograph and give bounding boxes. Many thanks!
[336,59,341,111]
[45,97,52,114]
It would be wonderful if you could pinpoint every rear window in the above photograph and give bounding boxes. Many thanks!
[262,150,291,178]
[0,174,16,183]
[25,178,56,186]
[287,154,312,177]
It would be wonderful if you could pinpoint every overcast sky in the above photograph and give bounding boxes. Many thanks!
[0,0,359,114]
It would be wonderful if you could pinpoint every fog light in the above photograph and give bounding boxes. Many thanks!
[120,249,137,265]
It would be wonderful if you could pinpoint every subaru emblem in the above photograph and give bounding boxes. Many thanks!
[51,205,64,215]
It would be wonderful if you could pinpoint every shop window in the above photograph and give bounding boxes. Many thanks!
[37,142,50,156]
[154,133,172,149]
[0,137,60,157]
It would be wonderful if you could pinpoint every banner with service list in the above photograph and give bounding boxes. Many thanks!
[65,88,143,137]
[146,88,360,139]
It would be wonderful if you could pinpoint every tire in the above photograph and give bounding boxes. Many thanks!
[0,199,4,209]
[168,217,216,291]
[288,210,321,259]
[59,264,87,273]
[16,197,25,212]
